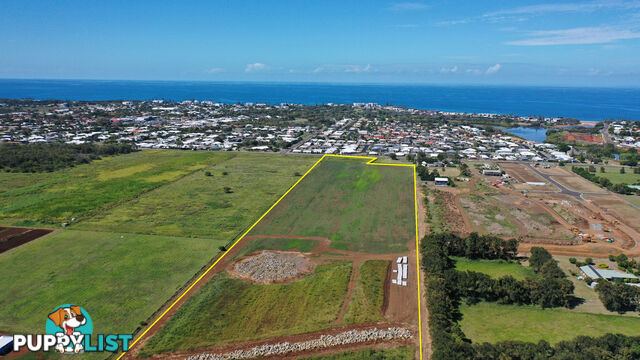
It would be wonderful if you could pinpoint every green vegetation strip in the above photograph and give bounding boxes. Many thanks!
[251,158,414,253]
[453,257,538,281]
[301,347,414,359]
[460,302,640,344]
[139,262,352,356]
[344,260,389,324]
[0,230,226,335]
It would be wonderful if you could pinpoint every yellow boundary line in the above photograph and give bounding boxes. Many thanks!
[116,154,423,360]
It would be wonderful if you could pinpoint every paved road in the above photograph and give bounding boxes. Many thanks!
[523,163,607,200]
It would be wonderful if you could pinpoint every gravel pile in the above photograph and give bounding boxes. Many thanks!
[186,327,413,360]
[232,251,311,283]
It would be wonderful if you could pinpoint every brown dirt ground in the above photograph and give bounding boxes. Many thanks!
[0,227,53,253]
[500,162,547,183]
[562,132,603,144]
[553,175,607,193]
[535,166,574,176]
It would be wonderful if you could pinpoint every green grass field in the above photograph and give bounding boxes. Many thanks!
[232,237,320,260]
[577,166,640,184]
[453,257,538,280]
[76,153,318,238]
[250,157,414,253]
[139,262,352,356]
[0,150,234,225]
[344,260,389,324]
[301,347,414,359]
[0,229,226,336]
[460,302,640,344]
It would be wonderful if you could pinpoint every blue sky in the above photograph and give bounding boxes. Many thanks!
[1,0,640,86]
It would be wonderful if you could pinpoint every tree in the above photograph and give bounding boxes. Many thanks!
[595,281,639,313]
[529,247,553,272]
[585,257,593,265]
[620,167,626,174]
[539,259,566,279]
[204,171,212,176]
[600,166,605,173]
[588,165,596,173]
[389,153,397,160]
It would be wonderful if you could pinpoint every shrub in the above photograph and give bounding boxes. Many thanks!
[569,257,577,264]
[204,171,212,176]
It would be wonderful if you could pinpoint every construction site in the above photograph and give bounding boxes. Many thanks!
[428,162,640,258]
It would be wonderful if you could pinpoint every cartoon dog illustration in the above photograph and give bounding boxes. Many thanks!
[48,306,86,353]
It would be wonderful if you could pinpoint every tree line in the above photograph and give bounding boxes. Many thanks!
[422,232,640,359]
[0,142,137,173]
[572,166,640,195]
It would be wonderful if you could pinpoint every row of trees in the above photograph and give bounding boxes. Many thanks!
[447,270,575,308]
[572,166,639,195]
[422,232,639,359]
[436,232,519,260]
[0,142,137,173]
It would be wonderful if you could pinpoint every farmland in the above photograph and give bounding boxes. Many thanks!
[453,257,538,281]
[132,156,420,359]
[138,262,352,356]
[460,302,640,344]
[0,229,226,335]
[344,260,389,324]
[77,153,319,239]
[250,157,414,253]
[0,150,234,225]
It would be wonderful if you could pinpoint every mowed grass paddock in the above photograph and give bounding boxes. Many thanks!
[139,262,352,356]
[250,157,414,253]
[77,153,319,239]
[453,257,538,281]
[460,302,640,344]
[0,230,226,335]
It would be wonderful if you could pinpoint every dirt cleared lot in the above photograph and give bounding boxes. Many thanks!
[553,175,606,193]
[584,194,640,234]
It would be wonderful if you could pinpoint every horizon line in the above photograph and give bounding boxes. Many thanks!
[1,77,639,90]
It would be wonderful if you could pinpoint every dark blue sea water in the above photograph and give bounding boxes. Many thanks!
[0,79,639,122]
[504,127,549,142]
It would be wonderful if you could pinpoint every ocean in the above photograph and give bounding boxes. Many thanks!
[0,79,639,122]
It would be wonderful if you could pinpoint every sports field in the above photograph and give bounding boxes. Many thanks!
[0,229,226,335]
[460,302,640,344]
[249,157,414,253]
[138,262,352,356]
[453,257,538,281]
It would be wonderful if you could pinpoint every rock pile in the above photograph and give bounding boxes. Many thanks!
[186,327,413,360]
[232,251,311,283]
